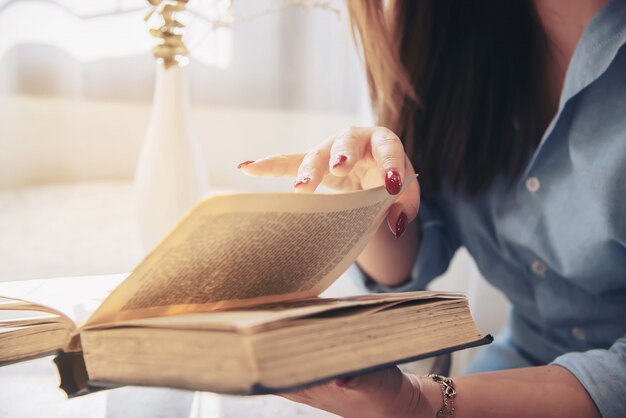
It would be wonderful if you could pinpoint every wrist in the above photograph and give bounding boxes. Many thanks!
[415,375,445,417]
[392,373,422,418]
[394,373,441,418]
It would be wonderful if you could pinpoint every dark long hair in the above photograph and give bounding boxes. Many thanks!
[347,0,547,197]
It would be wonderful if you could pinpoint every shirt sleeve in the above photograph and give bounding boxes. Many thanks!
[361,197,461,293]
[552,334,626,418]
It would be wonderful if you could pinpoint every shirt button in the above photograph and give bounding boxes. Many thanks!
[571,327,586,341]
[531,260,547,277]
[525,176,541,193]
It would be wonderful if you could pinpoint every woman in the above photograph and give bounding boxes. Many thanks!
[239,0,626,416]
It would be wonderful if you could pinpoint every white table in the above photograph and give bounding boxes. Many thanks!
[0,276,435,418]
[0,181,434,418]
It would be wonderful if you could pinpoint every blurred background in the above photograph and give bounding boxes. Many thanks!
[0,1,509,417]
[0,0,369,190]
[0,0,373,278]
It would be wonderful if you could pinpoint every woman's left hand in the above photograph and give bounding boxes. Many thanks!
[279,367,423,418]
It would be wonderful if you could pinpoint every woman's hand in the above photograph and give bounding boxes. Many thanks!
[280,367,426,418]
[238,126,420,236]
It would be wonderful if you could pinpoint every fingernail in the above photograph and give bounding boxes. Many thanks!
[237,160,255,169]
[331,155,348,169]
[385,170,402,195]
[294,176,311,188]
[395,212,407,238]
[335,377,355,388]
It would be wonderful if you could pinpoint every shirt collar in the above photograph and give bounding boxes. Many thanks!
[559,0,626,110]
[520,0,626,181]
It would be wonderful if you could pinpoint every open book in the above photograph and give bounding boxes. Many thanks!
[0,181,491,396]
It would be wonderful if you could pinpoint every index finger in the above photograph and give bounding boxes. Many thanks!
[238,153,305,177]
[369,127,406,195]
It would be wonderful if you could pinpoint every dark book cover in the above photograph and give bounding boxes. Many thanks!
[54,334,493,397]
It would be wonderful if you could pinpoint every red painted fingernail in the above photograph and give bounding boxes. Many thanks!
[385,170,402,195]
[395,212,407,238]
[331,155,348,169]
[237,160,255,169]
[294,177,311,188]
[335,377,355,388]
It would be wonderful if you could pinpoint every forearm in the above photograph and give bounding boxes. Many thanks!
[356,219,419,287]
[415,365,600,418]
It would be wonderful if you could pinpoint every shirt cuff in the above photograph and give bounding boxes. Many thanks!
[551,335,626,418]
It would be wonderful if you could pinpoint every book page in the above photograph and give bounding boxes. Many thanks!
[0,297,74,329]
[0,274,126,324]
[0,298,77,360]
[86,181,413,327]
[86,291,465,333]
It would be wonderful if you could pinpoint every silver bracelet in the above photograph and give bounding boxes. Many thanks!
[428,374,456,418]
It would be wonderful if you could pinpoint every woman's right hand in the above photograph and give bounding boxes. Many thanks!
[238,126,420,237]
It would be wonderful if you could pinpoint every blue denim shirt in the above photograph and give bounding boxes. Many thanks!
[366,1,626,416]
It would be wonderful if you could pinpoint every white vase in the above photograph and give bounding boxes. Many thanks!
[134,62,209,252]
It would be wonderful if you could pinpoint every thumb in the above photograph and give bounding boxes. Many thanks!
[335,367,421,417]
[334,367,404,394]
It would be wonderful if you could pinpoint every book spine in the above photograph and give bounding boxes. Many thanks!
[53,351,111,398]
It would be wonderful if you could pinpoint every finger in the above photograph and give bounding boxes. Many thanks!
[328,127,369,177]
[386,157,420,237]
[278,391,309,403]
[334,367,404,394]
[294,144,332,193]
[370,127,406,195]
[237,154,304,177]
